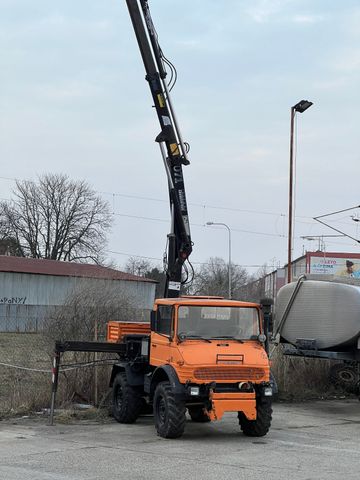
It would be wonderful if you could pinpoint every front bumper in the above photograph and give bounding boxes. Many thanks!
[206,391,257,421]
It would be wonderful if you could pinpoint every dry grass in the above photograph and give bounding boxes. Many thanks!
[271,346,342,400]
[54,406,111,424]
[0,333,114,417]
[0,333,52,416]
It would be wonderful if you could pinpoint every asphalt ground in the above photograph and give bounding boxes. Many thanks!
[0,399,359,480]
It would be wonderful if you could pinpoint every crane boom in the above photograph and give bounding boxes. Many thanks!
[125,0,192,297]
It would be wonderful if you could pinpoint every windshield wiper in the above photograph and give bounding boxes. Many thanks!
[209,336,244,343]
[178,334,212,343]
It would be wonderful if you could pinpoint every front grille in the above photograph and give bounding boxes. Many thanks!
[193,367,265,381]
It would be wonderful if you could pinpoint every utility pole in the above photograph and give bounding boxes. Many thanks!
[287,99,313,283]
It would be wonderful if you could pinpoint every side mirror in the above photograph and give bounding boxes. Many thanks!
[150,311,157,331]
[260,298,273,315]
[260,298,274,355]
[260,298,274,334]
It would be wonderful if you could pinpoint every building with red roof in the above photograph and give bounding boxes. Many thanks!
[0,256,157,332]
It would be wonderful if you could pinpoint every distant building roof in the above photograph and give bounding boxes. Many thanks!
[0,256,156,283]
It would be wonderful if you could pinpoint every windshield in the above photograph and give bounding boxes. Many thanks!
[177,306,259,340]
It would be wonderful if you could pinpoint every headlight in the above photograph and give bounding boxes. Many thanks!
[189,386,200,396]
[238,382,251,391]
[263,386,273,396]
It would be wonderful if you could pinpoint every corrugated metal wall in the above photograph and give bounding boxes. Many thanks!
[0,272,156,332]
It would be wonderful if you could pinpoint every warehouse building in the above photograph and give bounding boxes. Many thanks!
[0,256,157,332]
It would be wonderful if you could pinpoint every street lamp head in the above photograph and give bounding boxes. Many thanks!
[293,99,313,113]
[206,221,230,230]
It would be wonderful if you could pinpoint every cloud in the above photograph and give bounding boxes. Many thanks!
[0,11,114,42]
[38,81,104,102]
[342,8,360,39]
[246,1,324,25]
[245,0,291,23]
[248,147,272,159]
[331,48,360,73]
[291,14,324,24]
[175,39,203,50]
[312,77,350,91]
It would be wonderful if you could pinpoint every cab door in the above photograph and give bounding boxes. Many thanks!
[150,305,173,366]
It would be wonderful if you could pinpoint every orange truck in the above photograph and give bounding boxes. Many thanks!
[107,296,274,438]
[103,1,274,438]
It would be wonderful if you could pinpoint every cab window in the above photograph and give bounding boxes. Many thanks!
[156,305,173,336]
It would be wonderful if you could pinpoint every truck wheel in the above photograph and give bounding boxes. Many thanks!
[188,407,211,423]
[153,381,186,438]
[238,398,272,437]
[330,363,359,393]
[112,372,143,423]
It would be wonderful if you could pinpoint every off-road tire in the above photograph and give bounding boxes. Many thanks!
[188,406,211,423]
[112,372,143,423]
[153,381,186,438]
[238,398,272,437]
[329,363,359,393]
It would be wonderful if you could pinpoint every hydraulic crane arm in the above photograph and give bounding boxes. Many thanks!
[125,0,192,297]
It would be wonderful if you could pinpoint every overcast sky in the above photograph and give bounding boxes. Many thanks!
[1,0,360,274]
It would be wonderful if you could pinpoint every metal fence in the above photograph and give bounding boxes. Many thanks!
[0,305,50,333]
[0,308,151,417]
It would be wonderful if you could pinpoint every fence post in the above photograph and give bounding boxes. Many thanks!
[48,345,61,426]
[94,315,98,406]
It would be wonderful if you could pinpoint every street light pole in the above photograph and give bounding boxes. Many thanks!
[206,222,232,299]
[287,99,313,283]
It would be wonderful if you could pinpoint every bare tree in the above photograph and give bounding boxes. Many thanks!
[44,282,140,342]
[43,282,141,406]
[0,203,23,255]
[145,266,166,298]
[237,264,268,302]
[0,203,9,239]
[192,257,249,299]
[0,174,112,262]
[125,256,152,276]
[124,258,166,298]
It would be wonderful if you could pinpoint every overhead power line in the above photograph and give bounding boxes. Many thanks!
[112,211,286,238]
[0,175,313,220]
[106,249,277,269]
[103,190,314,219]
[314,205,360,244]
[0,175,17,181]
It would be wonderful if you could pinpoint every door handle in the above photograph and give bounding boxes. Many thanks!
[151,344,157,348]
